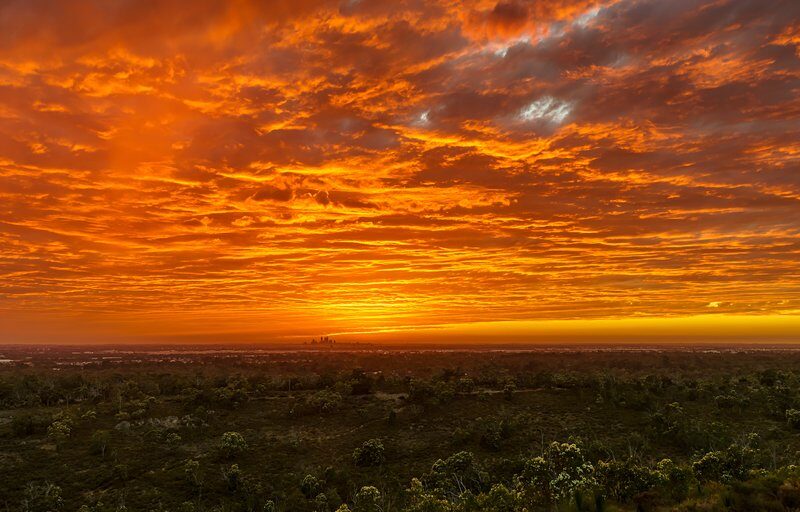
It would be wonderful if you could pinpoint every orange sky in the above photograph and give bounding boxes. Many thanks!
[1,0,800,344]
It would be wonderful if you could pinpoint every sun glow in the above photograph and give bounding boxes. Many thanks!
[1,0,799,344]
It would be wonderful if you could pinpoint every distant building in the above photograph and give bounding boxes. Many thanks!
[309,336,336,345]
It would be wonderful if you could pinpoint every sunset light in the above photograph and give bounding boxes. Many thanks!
[1,0,799,344]
[6,2,800,508]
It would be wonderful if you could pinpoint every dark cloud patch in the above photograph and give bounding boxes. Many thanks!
[251,186,294,202]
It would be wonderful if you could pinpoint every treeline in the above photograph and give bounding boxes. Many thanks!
[4,364,800,420]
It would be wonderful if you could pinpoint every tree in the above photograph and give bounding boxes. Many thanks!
[692,442,756,483]
[456,377,475,393]
[786,408,800,429]
[222,464,241,492]
[165,432,182,449]
[314,493,330,512]
[502,381,516,401]
[90,430,111,458]
[349,369,373,395]
[516,442,596,508]
[220,431,248,458]
[477,483,521,512]
[20,482,63,512]
[47,420,71,445]
[12,414,37,437]
[184,459,203,490]
[354,486,381,512]
[404,478,451,512]
[353,439,385,467]
[309,390,343,413]
[654,458,692,502]
[479,420,510,452]
[595,458,658,503]
[301,474,322,499]
[424,451,488,500]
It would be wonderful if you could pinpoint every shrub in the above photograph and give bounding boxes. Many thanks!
[301,474,322,499]
[349,369,373,395]
[654,458,692,502]
[477,483,521,512]
[314,493,329,512]
[90,430,111,457]
[222,464,241,492]
[480,420,511,452]
[425,451,487,497]
[308,390,343,413]
[786,409,800,429]
[220,431,248,457]
[457,377,475,393]
[354,486,381,512]
[692,443,756,483]
[12,414,36,437]
[714,395,737,409]
[779,479,800,509]
[516,442,596,507]
[184,460,202,487]
[502,381,516,400]
[595,459,658,503]
[46,420,71,444]
[405,478,451,512]
[20,482,63,512]
[353,439,385,467]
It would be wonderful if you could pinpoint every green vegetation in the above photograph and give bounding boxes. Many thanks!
[3,347,800,511]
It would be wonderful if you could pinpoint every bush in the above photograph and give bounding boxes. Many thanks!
[46,420,71,444]
[479,420,511,452]
[692,443,755,483]
[308,390,343,413]
[779,479,800,509]
[313,493,329,512]
[184,460,202,487]
[478,483,520,512]
[20,482,63,512]
[353,439,385,467]
[595,459,658,503]
[90,430,111,457]
[714,395,738,409]
[12,415,36,437]
[222,464,241,492]
[424,451,487,497]
[655,458,692,502]
[786,409,800,429]
[301,474,322,499]
[354,486,381,512]
[220,431,248,457]
[516,442,595,507]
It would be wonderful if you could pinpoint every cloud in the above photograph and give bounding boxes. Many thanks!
[463,0,602,40]
[519,96,572,123]
[1,0,799,341]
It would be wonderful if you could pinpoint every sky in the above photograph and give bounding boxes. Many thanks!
[1,0,800,344]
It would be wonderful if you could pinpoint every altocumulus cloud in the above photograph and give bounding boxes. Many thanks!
[0,0,799,342]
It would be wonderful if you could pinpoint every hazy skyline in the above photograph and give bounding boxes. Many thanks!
[1,0,800,343]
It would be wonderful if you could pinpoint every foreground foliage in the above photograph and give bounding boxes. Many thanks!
[3,347,800,511]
